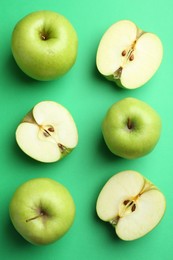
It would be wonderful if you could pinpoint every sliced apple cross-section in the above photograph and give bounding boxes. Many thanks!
[96,20,163,89]
[16,101,78,163]
[96,170,166,241]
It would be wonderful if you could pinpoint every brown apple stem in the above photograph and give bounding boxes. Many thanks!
[127,118,133,130]
[26,212,44,223]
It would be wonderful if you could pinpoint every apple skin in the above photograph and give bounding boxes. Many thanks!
[9,178,75,245]
[11,10,78,81]
[102,97,161,159]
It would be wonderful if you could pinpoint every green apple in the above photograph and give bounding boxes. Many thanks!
[96,20,163,89]
[9,178,75,245]
[15,101,78,163]
[102,97,161,159]
[11,10,78,80]
[96,170,166,241]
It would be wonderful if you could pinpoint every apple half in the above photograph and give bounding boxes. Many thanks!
[96,170,166,241]
[16,101,78,163]
[96,20,163,89]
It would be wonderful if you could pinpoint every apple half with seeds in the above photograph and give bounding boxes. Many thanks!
[96,170,166,241]
[96,20,163,89]
[16,101,78,163]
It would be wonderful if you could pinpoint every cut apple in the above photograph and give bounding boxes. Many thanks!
[96,20,163,89]
[16,101,78,163]
[96,170,166,241]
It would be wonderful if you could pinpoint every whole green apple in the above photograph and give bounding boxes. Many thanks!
[11,10,78,80]
[102,97,161,159]
[9,178,75,245]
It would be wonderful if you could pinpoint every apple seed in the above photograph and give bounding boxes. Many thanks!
[131,203,136,212]
[48,127,55,132]
[129,53,134,61]
[123,200,130,205]
[43,130,50,137]
[121,50,126,56]
[42,126,55,137]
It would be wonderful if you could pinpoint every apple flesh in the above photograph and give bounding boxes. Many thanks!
[96,20,163,89]
[9,178,75,245]
[96,170,166,241]
[16,101,78,163]
[11,10,78,80]
[102,97,161,159]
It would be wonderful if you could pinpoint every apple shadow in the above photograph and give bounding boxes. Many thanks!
[6,54,49,88]
[92,63,128,93]
[92,206,122,243]
[12,139,42,166]
[12,137,71,171]
[7,54,35,83]
[98,135,124,163]
[6,217,31,248]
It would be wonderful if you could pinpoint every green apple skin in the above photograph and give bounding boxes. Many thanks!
[9,178,75,245]
[105,74,124,88]
[102,97,161,159]
[11,10,78,81]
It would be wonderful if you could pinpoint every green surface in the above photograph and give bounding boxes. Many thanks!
[0,0,172,259]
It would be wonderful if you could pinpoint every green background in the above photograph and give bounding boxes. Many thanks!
[0,0,172,259]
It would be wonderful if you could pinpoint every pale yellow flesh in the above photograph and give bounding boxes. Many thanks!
[116,189,165,241]
[121,33,163,89]
[96,171,144,220]
[33,101,78,148]
[16,123,61,162]
[96,20,137,76]
[96,170,166,241]
[16,101,78,163]
[96,20,163,89]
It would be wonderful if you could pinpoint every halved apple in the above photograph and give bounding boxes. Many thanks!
[16,101,78,163]
[96,170,166,241]
[96,20,163,89]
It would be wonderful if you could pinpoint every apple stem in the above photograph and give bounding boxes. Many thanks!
[26,212,44,222]
[127,118,133,130]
